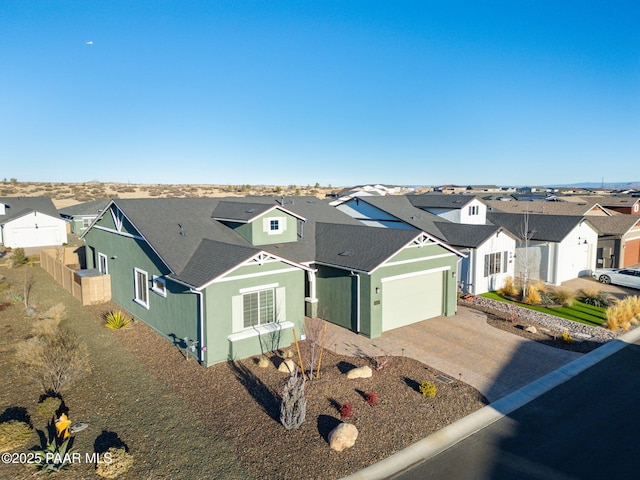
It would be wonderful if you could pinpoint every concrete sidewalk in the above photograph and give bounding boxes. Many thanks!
[324,306,581,402]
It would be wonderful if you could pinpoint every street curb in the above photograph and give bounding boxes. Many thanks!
[340,327,640,480]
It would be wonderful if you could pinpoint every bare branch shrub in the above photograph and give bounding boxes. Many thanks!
[302,316,330,379]
[280,371,306,430]
[16,324,91,395]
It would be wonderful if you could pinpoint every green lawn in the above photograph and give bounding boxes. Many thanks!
[481,292,607,327]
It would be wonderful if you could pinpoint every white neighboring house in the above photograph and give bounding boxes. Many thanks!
[487,212,598,285]
[336,195,517,295]
[0,197,67,249]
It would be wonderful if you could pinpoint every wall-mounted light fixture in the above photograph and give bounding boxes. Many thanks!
[375,287,380,294]
[110,255,117,260]
[577,237,588,245]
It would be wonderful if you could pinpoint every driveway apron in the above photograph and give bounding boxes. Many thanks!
[325,306,582,403]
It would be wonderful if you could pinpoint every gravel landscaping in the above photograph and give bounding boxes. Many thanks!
[1,265,487,480]
[460,295,621,354]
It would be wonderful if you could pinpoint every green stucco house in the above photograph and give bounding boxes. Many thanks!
[82,196,463,366]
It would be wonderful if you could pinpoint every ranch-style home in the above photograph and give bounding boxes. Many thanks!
[59,199,109,234]
[486,212,598,285]
[0,196,67,249]
[81,196,463,366]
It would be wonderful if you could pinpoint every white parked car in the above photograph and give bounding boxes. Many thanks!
[594,268,640,289]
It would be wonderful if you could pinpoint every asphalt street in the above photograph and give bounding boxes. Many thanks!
[392,338,640,480]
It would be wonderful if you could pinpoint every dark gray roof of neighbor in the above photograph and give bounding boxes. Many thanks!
[58,199,110,217]
[345,196,501,249]
[94,196,363,287]
[174,239,262,287]
[487,212,589,242]
[433,222,506,249]
[0,196,61,223]
[484,199,604,216]
[315,222,420,272]
[408,193,478,210]
[585,215,640,236]
[348,196,447,240]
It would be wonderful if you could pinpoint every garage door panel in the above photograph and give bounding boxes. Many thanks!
[624,239,640,267]
[382,271,444,332]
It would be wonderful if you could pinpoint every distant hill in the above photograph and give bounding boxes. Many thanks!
[546,181,640,189]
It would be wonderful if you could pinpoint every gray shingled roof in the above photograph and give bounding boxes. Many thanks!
[315,223,420,272]
[213,201,287,223]
[93,196,363,287]
[433,223,506,249]
[487,212,588,242]
[345,196,501,249]
[485,199,606,216]
[174,239,262,287]
[408,193,478,210]
[585,215,640,236]
[58,199,110,217]
[0,196,61,223]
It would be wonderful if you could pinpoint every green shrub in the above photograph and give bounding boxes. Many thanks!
[11,247,28,266]
[105,311,131,330]
[37,396,62,418]
[0,420,33,453]
[578,288,612,307]
[419,381,437,397]
[95,447,135,478]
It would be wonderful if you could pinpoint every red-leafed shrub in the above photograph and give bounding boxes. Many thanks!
[364,392,379,406]
[339,403,354,419]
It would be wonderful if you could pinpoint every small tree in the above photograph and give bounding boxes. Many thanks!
[280,371,307,430]
[16,324,91,395]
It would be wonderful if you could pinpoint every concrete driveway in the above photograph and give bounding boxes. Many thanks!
[325,306,581,403]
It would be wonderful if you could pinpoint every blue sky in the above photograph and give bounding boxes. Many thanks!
[1,1,638,187]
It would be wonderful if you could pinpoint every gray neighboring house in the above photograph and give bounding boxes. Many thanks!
[81,196,464,366]
[487,212,598,285]
[336,195,517,294]
[0,196,67,249]
[59,199,110,234]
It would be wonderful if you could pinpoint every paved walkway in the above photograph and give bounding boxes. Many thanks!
[324,306,581,402]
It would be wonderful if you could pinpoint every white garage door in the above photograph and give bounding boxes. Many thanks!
[381,270,445,332]
[10,226,60,248]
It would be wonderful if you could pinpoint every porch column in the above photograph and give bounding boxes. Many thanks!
[305,270,319,318]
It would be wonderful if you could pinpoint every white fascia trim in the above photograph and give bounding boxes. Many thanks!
[624,234,640,242]
[228,321,295,342]
[199,251,312,289]
[380,252,457,268]
[93,225,144,240]
[205,267,301,286]
[83,201,174,274]
[381,266,451,283]
[313,261,370,275]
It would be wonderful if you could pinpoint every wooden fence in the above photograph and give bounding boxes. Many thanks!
[40,247,111,305]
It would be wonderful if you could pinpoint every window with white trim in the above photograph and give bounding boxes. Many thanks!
[469,205,479,216]
[484,252,503,277]
[243,288,275,328]
[264,216,285,235]
[97,253,108,275]
[82,217,93,229]
[152,275,167,297]
[134,268,149,308]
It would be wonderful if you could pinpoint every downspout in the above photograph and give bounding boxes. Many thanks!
[190,288,206,363]
[350,271,360,333]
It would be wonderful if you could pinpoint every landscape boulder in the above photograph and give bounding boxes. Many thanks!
[346,365,372,379]
[278,359,296,373]
[525,325,537,334]
[329,422,358,452]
